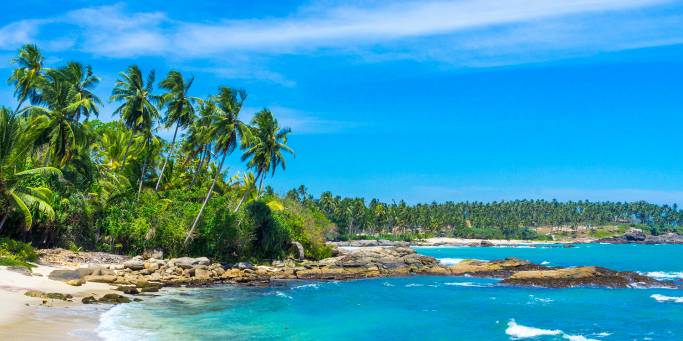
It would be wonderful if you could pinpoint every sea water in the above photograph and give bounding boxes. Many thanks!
[96,244,683,340]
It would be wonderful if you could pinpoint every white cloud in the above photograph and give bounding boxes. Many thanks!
[242,106,365,134]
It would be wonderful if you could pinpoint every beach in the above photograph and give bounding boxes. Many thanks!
[0,264,116,340]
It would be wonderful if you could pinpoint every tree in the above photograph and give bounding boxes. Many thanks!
[155,71,199,192]
[241,109,294,194]
[59,62,102,122]
[0,107,61,232]
[186,87,251,244]
[8,44,44,113]
[110,65,160,168]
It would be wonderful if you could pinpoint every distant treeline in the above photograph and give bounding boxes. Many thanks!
[284,186,683,240]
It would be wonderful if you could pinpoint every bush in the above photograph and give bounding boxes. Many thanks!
[0,237,38,269]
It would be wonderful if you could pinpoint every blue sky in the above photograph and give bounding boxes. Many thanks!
[1,0,682,204]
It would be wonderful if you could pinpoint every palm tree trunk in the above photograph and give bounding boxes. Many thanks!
[154,123,179,192]
[258,173,265,195]
[0,213,8,232]
[233,170,260,213]
[186,150,227,244]
[137,153,149,201]
[122,130,135,169]
[14,98,24,114]
[190,145,207,188]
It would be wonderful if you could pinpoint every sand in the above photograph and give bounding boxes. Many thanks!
[416,237,594,246]
[0,264,117,340]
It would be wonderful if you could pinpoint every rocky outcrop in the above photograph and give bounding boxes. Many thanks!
[596,231,683,244]
[446,258,548,278]
[331,240,411,248]
[502,266,676,288]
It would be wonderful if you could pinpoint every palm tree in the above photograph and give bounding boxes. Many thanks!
[185,86,251,244]
[0,107,61,231]
[110,65,160,168]
[155,71,199,192]
[241,108,294,194]
[8,44,44,113]
[27,68,91,166]
[136,129,161,201]
[59,62,102,122]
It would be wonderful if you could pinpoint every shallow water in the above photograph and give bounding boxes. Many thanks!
[97,244,683,340]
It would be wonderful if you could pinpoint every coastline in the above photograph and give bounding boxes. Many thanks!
[0,264,117,340]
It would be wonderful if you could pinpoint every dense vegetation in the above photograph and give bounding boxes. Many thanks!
[1,44,681,266]
[0,44,333,262]
[286,187,683,240]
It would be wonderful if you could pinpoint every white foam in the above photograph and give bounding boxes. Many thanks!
[275,291,293,299]
[405,283,424,287]
[541,261,551,265]
[292,283,320,290]
[97,305,158,341]
[444,282,489,288]
[651,294,683,303]
[438,258,465,266]
[505,320,599,341]
[382,282,395,287]
[506,320,561,338]
[640,271,683,280]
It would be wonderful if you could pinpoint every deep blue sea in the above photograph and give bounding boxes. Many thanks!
[96,244,683,340]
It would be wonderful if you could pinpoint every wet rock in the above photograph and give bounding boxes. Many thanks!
[82,296,97,304]
[66,279,84,286]
[98,293,131,304]
[116,286,140,295]
[502,266,676,288]
[480,240,495,247]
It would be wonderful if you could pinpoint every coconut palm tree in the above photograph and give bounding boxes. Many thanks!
[185,86,251,244]
[59,62,102,122]
[110,65,160,168]
[8,44,44,113]
[0,107,61,231]
[241,108,294,194]
[155,71,199,192]
[27,68,91,166]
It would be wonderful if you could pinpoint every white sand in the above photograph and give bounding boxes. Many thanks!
[416,237,594,246]
[0,264,116,340]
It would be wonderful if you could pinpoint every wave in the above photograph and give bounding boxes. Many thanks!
[405,283,424,287]
[96,305,158,341]
[275,291,293,299]
[444,282,490,288]
[540,261,551,265]
[438,258,465,266]
[505,320,600,341]
[651,294,683,303]
[291,283,320,290]
[640,271,683,281]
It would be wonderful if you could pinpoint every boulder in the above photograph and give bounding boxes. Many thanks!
[480,240,495,247]
[84,274,118,283]
[194,268,211,280]
[98,293,131,304]
[82,296,97,304]
[142,249,164,260]
[171,257,195,269]
[66,279,84,286]
[502,266,675,288]
[123,259,145,271]
[48,268,93,282]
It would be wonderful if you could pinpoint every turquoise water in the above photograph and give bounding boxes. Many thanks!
[97,245,683,340]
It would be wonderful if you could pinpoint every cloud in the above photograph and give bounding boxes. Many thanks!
[0,0,681,68]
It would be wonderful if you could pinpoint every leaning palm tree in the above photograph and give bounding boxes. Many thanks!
[0,107,61,231]
[59,62,102,122]
[240,108,294,194]
[155,70,199,192]
[110,65,160,168]
[185,87,251,244]
[8,44,44,113]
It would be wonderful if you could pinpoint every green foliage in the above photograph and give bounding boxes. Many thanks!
[0,237,38,269]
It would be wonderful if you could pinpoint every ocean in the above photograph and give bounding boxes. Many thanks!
[96,244,683,340]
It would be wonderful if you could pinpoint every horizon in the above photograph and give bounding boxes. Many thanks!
[1,0,682,205]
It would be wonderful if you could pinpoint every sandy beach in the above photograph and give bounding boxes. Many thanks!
[0,264,116,340]
[415,237,595,246]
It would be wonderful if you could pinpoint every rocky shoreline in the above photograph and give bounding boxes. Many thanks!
[595,230,683,244]
[24,245,676,306]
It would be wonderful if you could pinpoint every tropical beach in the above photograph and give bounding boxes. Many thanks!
[2,0,683,340]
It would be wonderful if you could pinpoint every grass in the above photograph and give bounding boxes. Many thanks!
[0,256,34,269]
[0,237,38,270]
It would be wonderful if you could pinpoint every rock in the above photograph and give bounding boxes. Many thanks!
[624,228,646,242]
[85,274,117,283]
[123,259,145,270]
[448,258,547,278]
[480,240,495,247]
[595,231,683,244]
[235,262,254,270]
[66,279,84,286]
[171,257,195,269]
[194,268,211,280]
[7,266,32,276]
[502,266,675,288]
[195,257,210,266]
[25,290,71,301]
[142,249,164,260]
[24,290,46,298]
[82,296,97,304]
[98,293,131,304]
[291,241,305,261]
[116,286,140,295]
[143,262,160,272]
[48,268,93,282]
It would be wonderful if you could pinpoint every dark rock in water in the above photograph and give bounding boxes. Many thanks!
[563,244,575,248]
[501,266,676,288]
[116,286,140,295]
[98,293,131,304]
[480,240,495,247]
[82,296,97,304]
[596,231,683,244]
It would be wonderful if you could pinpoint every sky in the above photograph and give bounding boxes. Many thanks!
[0,0,682,204]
